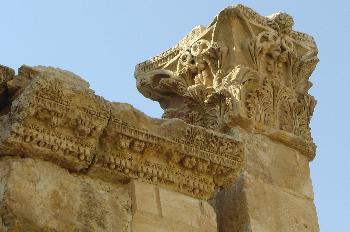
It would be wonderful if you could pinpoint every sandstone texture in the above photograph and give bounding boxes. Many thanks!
[0,4,320,232]
[214,130,319,232]
[0,157,131,232]
[0,64,238,231]
[130,181,216,232]
[0,65,243,200]
[136,4,320,231]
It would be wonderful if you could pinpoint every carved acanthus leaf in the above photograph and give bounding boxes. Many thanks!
[135,4,319,159]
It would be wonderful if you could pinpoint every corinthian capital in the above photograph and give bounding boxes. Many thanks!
[135,4,318,160]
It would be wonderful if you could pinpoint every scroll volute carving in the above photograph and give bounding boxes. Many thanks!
[135,4,319,160]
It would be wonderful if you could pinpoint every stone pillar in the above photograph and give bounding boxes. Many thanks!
[214,130,319,231]
[135,4,320,232]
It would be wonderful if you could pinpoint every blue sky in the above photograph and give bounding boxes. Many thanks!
[1,1,349,231]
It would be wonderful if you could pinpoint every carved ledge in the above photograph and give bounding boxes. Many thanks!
[135,4,318,160]
[0,65,243,200]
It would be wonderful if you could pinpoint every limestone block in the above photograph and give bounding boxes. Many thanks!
[216,173,319,232]
[244,173,319,232]
[130,180,217,232]
[0,157,131,232]
[130,180,160,216]
[214,176,251,232]
[244,132,315,199]
[214,133,319,232]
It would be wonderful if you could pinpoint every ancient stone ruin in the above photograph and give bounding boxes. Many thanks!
[0,4,319,232]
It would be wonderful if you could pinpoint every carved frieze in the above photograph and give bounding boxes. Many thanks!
[0,65,243,199]
[0,66,110,170]
[90,109,242,199]
[135,4,318,160]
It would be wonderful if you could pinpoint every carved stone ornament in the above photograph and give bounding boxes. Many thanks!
[135,4,318,160]
[0,65,243,200]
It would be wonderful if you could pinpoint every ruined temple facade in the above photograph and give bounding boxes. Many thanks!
[0,5,319,232]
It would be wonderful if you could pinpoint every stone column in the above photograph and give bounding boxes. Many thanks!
[135,4,320,232]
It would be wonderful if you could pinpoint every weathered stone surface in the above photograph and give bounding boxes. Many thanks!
[243,131,314,198]
[214,130,319,232]
[0,65,110,171]
[0,157,131,231]
[0,65,243,200]
[91,102,243,199]
[0,3,320,232]
[135,4,318,160]
[134,5,320,231]
[130,180,216,232]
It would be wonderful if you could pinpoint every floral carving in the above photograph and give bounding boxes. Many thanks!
[0,65,244,200]
[135,5,318,159]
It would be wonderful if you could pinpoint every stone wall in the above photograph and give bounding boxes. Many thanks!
[0,157,131,231]
[0,157,217,232]
[130,181,216,232]
[0,4,320,232]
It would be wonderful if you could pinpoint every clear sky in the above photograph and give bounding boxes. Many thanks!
[0,1,349,231]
